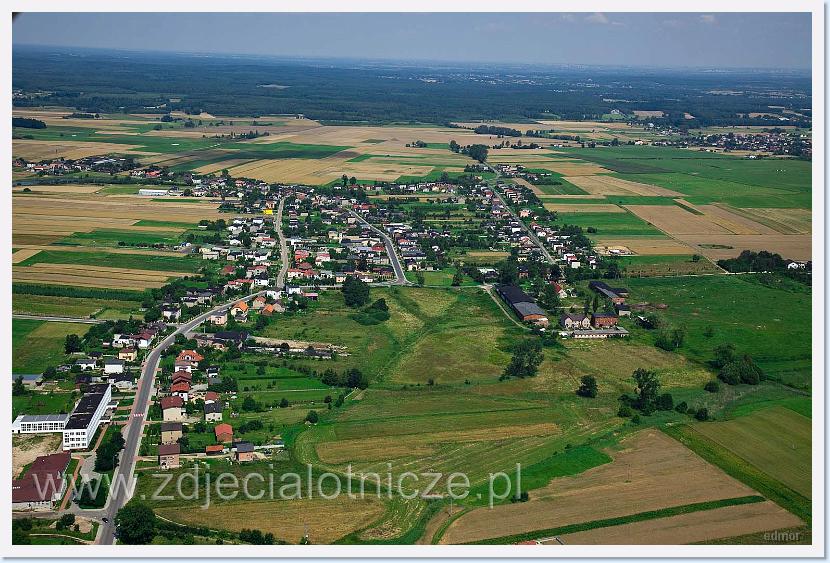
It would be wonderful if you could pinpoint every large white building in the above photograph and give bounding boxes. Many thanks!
[62,383,112,451]
[11,413,68,434]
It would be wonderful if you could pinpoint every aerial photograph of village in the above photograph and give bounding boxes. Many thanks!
[7,9,818,555]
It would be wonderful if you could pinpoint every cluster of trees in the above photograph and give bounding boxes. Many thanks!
[718,250,804,274]
[461,144,489,163]
[240,528,276,544]
[341,276,370,308]
[12,117,46,129]
[655,326,686,352]
[618,368,674,416]
[321,367,368,390]
[501,339,544,379]
[95,428,126,472]
[350,298,390,325]
[712,343,765,385]
[473,124,521,137]
[116,501,157,544]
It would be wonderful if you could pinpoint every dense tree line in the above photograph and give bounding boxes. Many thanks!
[12,49,810,126]
[12,117,46,129]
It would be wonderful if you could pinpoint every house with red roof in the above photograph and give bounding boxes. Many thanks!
[214,423,233,443]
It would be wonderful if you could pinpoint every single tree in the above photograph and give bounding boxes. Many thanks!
[576,375,598,398]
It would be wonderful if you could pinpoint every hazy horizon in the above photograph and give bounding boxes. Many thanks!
[12,12,812,70]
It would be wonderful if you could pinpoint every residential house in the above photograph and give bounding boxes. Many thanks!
[160,421,183,444]
[214,423,233,443]
[204,401,223,422]
[118,347,137,362]
[112,373,135,391]
[208,311,228,326]
[176,350,204,368]
[74,358,96,371]
[235,442,255,463]
[171,381,191,402]
[231,301,249,320]
[160,396,185,422]
[560,313,591,330]
[205,444,224,456]
[103,359,125,375]
[203,391,220,404]
[158,443,181,470]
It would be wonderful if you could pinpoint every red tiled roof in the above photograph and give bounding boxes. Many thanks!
[160,396,183,410]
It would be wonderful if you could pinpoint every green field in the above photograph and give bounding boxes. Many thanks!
[13,319,89,373]
[13,390,78,419]
[18,249,201,273]
[12,293,141,318]
[622,275,812,387]
[556,211,667,238]
[692,406,811,497]
[54,229,183,247]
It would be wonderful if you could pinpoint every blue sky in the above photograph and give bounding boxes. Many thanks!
[12,12,812,69]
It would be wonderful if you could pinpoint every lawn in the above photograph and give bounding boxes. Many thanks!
[13,319,90,373]
[13,390,78,419]
[403,269,477,287]
[622,275,812,388]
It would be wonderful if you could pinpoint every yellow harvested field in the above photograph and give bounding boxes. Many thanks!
[192,158,254,174]
[441,430,758,544]
[11,248,42,264]
[594,239,695,255]
[565,175,683,196]
[536,120,634,131]
[13,263,181,290]
[624,205,731,235]
[227,154,437,184]
[692,203,779,235]
[548,501,802,545]
[681,234,812,261]
[13,193,222,223]
[12,184,104,194]
[157,497,385,545]
[12,139,151,161]
[544,203,625,213]
[317,423,559,464]
[13,244,183,257]
[731,207,812,235]
[538,194,606,200]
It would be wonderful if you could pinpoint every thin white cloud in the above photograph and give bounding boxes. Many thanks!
[700,14,717,25]
[585,12,610,25]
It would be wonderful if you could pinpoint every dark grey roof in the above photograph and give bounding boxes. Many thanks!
[513,302,547,318]
[204,402,223,414]
[160,422,182,432]
[235,442,254,453]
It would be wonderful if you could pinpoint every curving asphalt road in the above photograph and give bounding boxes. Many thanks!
[95,290,266,544]
[348,209,410,285]
[274,197,289,289]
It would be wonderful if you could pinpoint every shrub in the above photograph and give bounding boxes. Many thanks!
[695,408,709,421]
[674,401,688,413]
[617,404,633,418]
[655,393,674,411]
[704,380,720,393]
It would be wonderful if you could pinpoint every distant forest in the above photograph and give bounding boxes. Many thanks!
[12,48,812,127]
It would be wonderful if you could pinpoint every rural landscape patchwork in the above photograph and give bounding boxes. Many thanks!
[8,11,815,551]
